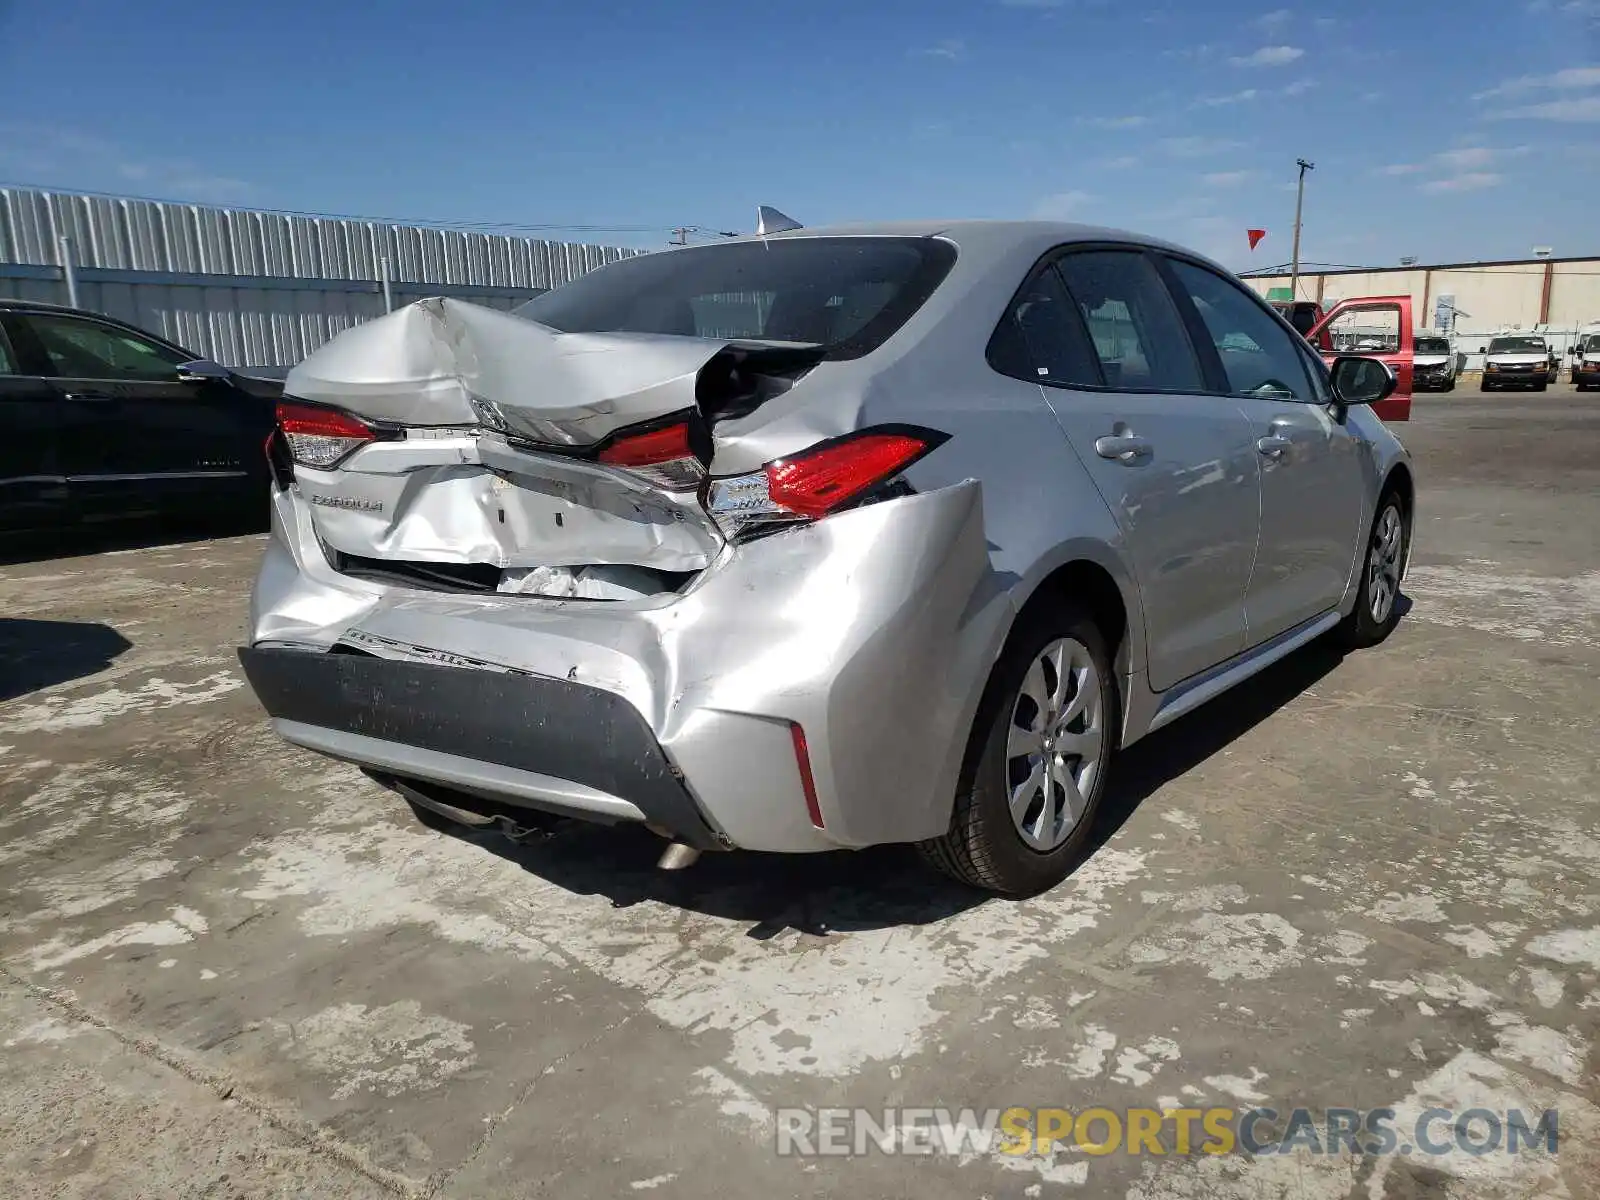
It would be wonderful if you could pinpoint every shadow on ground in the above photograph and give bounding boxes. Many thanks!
[409,627,1363,935]
[0,619,133,703]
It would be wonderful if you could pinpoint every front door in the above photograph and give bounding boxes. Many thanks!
[0,318,66,532]
[1163,258,1365,644]
[1010,248,1260,691]
[12,310,252,515]
[1307,296,1414,422]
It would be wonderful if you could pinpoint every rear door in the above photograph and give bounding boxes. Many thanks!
[0,315,66,532]
[1162,257,1365,645]
[1008,248,1260,691]
[1306,296,1413,421]
[13,310,253,514]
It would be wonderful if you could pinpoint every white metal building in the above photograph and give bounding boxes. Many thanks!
[1242,256,1600,365]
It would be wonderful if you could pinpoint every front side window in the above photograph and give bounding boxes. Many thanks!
[24,314,188,381]
[1326,306,1401,354]
[515,236,956,360]
[1052,251,1204,391]
[1166,259,1312,401]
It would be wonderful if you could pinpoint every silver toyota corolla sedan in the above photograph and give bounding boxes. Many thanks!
[239,218,1414,897]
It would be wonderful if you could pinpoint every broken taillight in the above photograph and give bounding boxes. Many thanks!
[596,420,703,491]
[704,426,946,540]
[277,401,377,469]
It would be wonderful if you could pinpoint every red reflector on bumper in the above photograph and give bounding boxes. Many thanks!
[790,722,824,828]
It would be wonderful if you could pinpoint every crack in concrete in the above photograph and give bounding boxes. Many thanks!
[418,1010,641,1199]
[0,962,425,1199]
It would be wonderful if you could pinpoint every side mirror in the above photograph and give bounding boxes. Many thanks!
[176,358,231,383]
[1329,356,1397,408]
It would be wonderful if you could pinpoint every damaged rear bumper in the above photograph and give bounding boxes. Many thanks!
[242,478,1010,854]
[238,645,723,848]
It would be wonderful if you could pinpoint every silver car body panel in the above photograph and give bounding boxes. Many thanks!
[247,219,1413,854]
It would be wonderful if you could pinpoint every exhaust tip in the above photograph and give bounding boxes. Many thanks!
[657,842,701,870]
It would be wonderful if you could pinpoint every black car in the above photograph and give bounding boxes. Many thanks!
[0,299,281,536]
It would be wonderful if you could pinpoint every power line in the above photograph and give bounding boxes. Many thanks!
[0,178,713,239]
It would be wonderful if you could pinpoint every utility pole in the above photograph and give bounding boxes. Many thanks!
[1289,158,1314,301]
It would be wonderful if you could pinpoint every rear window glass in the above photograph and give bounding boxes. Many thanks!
[515,236,957,360]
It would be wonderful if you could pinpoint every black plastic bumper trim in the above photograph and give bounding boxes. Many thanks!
[237,645,720,849]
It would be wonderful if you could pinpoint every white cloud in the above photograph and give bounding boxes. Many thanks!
[1202,170,1257,187]
[914,39,966,60]
[1033,190,1096,219]
[1199,89,1260,106]
[1495,96,1600,120]
[1475,65,1600,99]
[1080,114,1150,128]
[1160,135,1248,157]
[1229,45,1305,67]
[1422,173,1504,193]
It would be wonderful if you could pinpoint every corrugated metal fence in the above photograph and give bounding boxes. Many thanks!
[0,187,644,368]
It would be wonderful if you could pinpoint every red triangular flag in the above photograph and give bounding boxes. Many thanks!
[1247,228,1267,250]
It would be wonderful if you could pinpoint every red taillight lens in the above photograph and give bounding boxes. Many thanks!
[703,426,945,540]
[598,421,691,466]
[596,421,702,490]
[766,432,932,519]
[276,401,376,469]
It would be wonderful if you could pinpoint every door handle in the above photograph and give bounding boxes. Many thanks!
[1256,434,1293,458]
[1095,434,1152,462]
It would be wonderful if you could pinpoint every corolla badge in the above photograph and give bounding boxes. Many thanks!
[307,493,385,514]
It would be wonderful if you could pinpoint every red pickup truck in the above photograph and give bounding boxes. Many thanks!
[1271,295,1414,422]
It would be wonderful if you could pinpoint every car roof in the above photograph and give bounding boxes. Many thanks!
[702,218,1210,262]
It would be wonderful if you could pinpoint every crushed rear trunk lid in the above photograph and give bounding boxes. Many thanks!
[282,298,819,592]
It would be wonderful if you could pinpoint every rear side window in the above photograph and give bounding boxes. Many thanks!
[515,236,957,360]
[1053,251,1204,392]
[987,264,1101,387]
[1166,259,1313,401]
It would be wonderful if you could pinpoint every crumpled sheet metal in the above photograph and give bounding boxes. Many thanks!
[283,297,730,446]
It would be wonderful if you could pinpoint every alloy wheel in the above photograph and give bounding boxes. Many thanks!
[1368,504,1404,623]
[1005,637,1104,852]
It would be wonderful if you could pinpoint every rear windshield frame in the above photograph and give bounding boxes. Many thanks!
[513,235,958,362]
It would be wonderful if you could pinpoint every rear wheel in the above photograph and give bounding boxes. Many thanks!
[920,604,1117,897]
[1334,488,1409,650]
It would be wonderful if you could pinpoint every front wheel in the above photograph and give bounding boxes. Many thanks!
[920,605,1118,897]
[1334,489,1410,650]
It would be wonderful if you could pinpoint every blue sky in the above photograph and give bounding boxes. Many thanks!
[1,0,1596,269]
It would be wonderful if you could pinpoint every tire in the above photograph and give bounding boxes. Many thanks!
[919,603,1118,897]
[1334,488,1410,650]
